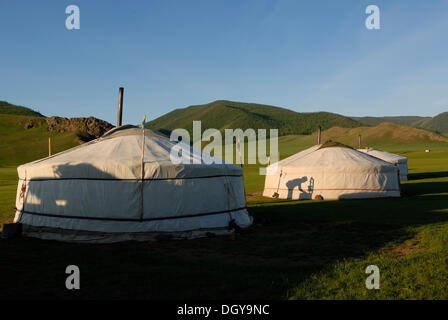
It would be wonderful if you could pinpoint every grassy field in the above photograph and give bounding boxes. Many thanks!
[0,114,79,166]
[0,133,447,299]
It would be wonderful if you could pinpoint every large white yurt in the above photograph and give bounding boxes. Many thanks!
[358,148,408,181]
[263,141,401,200]
[14,125,252,242]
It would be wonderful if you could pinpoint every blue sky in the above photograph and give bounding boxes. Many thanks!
[1,0,447,125]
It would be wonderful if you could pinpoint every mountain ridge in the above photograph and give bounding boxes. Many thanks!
[1,103,447,166]
[351,112,448,133]
[2,99,448,136]
[146,100,448,135]
[147,100,361,136]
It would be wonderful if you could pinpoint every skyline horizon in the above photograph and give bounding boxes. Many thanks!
[2,97,446,124]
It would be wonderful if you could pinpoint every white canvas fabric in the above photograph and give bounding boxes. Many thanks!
[14,126,252,242]
[358,148,408,181]
[263,143,401,200]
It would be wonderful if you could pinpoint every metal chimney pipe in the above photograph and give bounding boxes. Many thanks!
[117,87,124,127]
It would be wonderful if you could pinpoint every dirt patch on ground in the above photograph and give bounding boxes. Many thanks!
[381,237,428,257]
[246,192,262,200]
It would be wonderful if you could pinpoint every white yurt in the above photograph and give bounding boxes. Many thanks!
[263,141,401,200]
[357,148,408,181]
[14,125,252,242]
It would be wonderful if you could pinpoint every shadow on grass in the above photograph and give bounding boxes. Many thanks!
[408,171,448,180]
[402,180,448,196]
[1,182,448,300]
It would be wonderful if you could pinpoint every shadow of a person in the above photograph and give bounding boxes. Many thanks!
[285,176,312,200]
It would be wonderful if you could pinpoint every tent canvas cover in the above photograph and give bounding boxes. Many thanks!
[357,148,408,181]
[263,142,401,200]
[14,126,252,242]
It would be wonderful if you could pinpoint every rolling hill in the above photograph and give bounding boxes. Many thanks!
[351,116,430,127]
[1,99,447,167]
[413,112,448,134]
[282,122,448,154]
[352,112,448,134]
[0,114,80,166]
[0,101,44,117]
[147,100,361,136]
[0,104,113,166]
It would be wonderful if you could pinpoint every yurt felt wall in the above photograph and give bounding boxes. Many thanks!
[14,126,252,242]
[358,148,408,182]
[263,142,401,200]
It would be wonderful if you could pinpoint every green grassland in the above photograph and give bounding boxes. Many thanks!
[0,114,79,166]
[1,113,448,299]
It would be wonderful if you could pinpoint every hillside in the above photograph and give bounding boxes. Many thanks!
[0,114,113,166]
[147,100,361,136]
[351,116,430,127]
[0,101,44,117]
[413,112,448,134]
[286,122,448,152]
[352,112,448,133]
[0,114,79,166]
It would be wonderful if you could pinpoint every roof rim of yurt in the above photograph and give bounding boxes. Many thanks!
[268,139,397,171]
[17,121,242,181]
[357,147,408,164]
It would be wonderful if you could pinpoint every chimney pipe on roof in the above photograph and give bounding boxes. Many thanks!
[317,126,321,144]
[117,87,124,127]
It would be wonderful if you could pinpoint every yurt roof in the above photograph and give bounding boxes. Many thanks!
[357,148,407,164]
[269,141,396,171]
[18,126,241,180]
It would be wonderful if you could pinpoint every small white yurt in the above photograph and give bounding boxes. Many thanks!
[263,141,401,200]
[358,148,408,181]
[14,125,252,242]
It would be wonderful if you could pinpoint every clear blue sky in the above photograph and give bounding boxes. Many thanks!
[1,0,447,124]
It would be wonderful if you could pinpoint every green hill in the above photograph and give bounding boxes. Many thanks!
[278,122,448,155]
[351,112,448,134]
[0,101,114,166]
[351,116,430,127]
[0,114,113,166]
[414,112,448,134]
[147,100,361,136]
[0,114,79,166]
[0,101,44,117]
